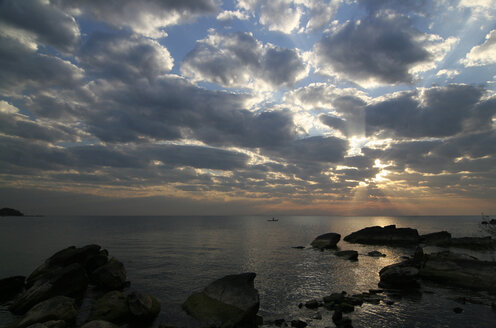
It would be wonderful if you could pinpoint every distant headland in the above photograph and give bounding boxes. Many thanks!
[0,208,24,216]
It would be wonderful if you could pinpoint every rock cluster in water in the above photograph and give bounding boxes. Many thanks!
[0,245,160,328]
[0,208,24,216]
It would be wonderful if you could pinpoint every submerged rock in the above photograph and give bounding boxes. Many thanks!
[311,233,341,249]
[344,225,419,245]
[419,251,496,292]
[182,272,260,327]
[335,250,358,261]
[0,276,25,303]
[9,296,77,328]
[367,251,386,257]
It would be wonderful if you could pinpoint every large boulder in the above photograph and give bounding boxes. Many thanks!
[80,321,118,328]
[379,263,420,289]
[87,291,130,324]
[419,231,452,246]
[311,233,341,249]
[9,296,77,328]
[90,258,127,290]
[25,321,65,328]
[419,251,496,292]
[344,225,419,245]
[447,237,496,250]
[127,291,161,322]
[182,272,260,327]
[0,276,25,303]
[0,208,23,216]
[10,263,88,314]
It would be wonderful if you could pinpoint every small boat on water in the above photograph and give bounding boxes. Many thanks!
[267,217,279,222]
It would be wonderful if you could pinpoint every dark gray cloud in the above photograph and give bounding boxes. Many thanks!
[52,0,218,37]
[182,32,306,89]
[78,32,173,82]
[366,84,489,138]
[314,13,430,84]
[0,0,80,53]
[0,35,83,96]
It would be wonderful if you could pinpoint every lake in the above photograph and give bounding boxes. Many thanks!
[1,215,495,327]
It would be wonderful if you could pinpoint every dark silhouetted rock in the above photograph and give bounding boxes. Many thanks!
[335,250,358,261]
[304,299,321,309]
[290,319,307,328]
[311,233,341,249]
[10,263,88,315]
[182,272,259,328]
[9,296,77,328]
[291,246,305,249]
[447,237,496,250]
[80,321,118,328]
[419,251,496,292]
[379,262,419,289]
[0,208,24,216]
[453,307,463,313]
[25,320,66,328]
[127,291,161,321]
[90,258,127,290]
[344,225,419,245]
[419,231,452,245]
[367,251,386,257]
[0,276,25,303]
[87,291,130,324]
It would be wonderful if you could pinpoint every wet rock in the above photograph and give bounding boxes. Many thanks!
[419,251,496,292]
[0,208,23,216]
[85,251,109,274]
[335,250,358,261]
[344,225,419,245]
[379,263,419,289]
[273,318,285,326]
[311,233,341,249]
[87,291,130,324]
[419,231,452,246]
[291,246,305,249]
[80,321,119,328]
[336,316,353,328]
[384,300,395,305]
[290,319,307,328]
[367,251,386,257]
[453,307,463,314]
[448,237,496,250]
[323,292,345,304]
[332,310,342,324]
[312,312,322,320]
[127,291,161,321]
[0,276,25,303]
[90,258,127,291]
[182,272,260,327]
[304,299,321,309]
[25,320,66,328]
[9,296,77,328]
[10,263,88,314]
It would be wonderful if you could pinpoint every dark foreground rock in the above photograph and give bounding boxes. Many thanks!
[25,320,66,328]
[127,291,161,322]
[379,263,420,289]
[419,251,496,292]
[335,250,358,261]
[311,233,341,249]
[0,276,25,303]
[420,232,496,250]
[80,321,119,328]
[90,258,127,290]
[0,208,24,216]
[419,231,452,245]
[88,291,130,324]
[9,296,77,328]
[367,251,386,257]
[344,225,419,245]
[182,272,260,327]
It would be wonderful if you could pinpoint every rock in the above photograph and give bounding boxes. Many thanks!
[310,233,341,249]
[182,272,260,327]
[490,219,496,225]
[291,246,305,249]
[25,320,66,328]
[385,300,395,305]
[379,262,420,289]
[273,319,285,326]
[448,237,496,250]
[332,310,342,324]
[10,263,88,314]
[419,231,452,246]
[0,208,24,216]
[367,251,386,257]
[323,292,345,303]
[304,299,321,309]
[312,312,322,320]
[344,225,419,245]
[335,250,358,261]
[87,291,130,324]
[90,258,127,290]
[127,291,161,321]
[0,276,25,303]
[336,316,353,328]
[80,321,119,328]
[290,319,307,328]
[337,302,354,313]
[85,252,109,274]
[453,307,463,314]
[9,296,77,328]
[419,251,496,292]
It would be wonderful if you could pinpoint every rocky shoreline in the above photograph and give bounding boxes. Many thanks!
[2,224,496,328]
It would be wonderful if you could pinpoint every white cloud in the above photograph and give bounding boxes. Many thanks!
[460,29,496,67]
[217,10,250,21]
[436,69,460,78]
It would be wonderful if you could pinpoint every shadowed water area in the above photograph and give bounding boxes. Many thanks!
[1,216,495,327]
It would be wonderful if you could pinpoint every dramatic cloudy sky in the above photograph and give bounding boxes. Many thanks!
[1,0,495,215]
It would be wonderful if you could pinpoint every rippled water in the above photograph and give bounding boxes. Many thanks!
[1,215,495,327]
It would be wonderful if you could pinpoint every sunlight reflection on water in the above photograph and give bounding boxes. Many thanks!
[1,215,495,327]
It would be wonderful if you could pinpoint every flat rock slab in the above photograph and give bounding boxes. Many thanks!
[335,250,358,261]
[344,225,419,245]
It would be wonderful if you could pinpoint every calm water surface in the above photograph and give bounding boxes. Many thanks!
[1,216,495,327]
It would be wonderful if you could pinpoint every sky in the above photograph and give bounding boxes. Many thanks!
[0,0,495,216]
